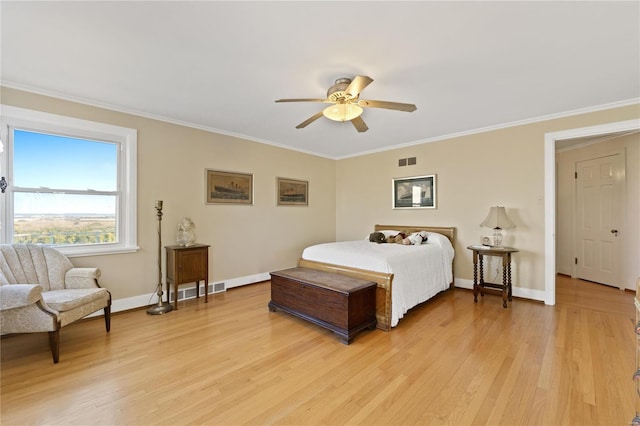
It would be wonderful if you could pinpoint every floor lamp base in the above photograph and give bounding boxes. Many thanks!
[147,302,173,315]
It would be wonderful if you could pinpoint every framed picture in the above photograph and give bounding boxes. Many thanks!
[277,177,308,206]
[392,174,436,209]
[205,169,253,205]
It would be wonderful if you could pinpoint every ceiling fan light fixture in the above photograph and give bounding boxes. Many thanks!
[322,103,363,122]
[276,75,415,131]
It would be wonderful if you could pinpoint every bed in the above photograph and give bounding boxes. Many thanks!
[298,225,456,331]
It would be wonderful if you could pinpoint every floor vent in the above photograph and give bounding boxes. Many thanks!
[184,287,198,299]
[168,283,226,302]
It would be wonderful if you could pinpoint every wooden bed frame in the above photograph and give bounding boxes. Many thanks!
[298,225,456,331]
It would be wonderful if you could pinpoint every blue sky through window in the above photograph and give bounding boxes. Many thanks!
[13,130,117,214]
[14,130,117,190]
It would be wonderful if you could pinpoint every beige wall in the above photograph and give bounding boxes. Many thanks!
[556,132,640,290]
[1,87,336,307]
[335,105,640,296]
[2,86,638,306]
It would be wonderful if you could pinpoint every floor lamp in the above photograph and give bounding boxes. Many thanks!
[147,200,173,315]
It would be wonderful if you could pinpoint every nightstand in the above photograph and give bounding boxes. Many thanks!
[467,245,518,308]
[165,244,210,310]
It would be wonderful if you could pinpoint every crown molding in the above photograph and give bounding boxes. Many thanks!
[3,80,638,161]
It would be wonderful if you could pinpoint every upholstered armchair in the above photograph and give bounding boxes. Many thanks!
[0,244,111,363]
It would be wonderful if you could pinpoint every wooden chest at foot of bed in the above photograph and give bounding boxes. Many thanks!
[269,267,377,344]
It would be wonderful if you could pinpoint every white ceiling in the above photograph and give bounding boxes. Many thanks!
[1,1,638,159]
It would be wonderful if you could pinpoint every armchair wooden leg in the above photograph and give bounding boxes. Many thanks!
[48,330,60,364]
[104,306,111,332]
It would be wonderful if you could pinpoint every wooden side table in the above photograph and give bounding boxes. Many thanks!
[165,244,210,310]
[467,245,518,308]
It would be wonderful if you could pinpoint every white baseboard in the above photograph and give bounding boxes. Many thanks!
[454,278,545,302]
[224,272,270,289]
[89,272,272,317]
[454,278,474,290]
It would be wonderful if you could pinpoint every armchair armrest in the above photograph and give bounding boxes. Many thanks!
[65,268,102,289]
[0,284,43,311]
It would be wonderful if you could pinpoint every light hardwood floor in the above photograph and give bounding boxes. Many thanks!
[1,275,635,425]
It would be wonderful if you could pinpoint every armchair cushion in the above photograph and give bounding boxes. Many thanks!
[42,288,108,312]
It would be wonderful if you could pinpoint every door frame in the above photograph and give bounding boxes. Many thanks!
[544,118,640,305]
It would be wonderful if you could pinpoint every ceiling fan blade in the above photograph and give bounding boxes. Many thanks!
[295,111,325,129]
[345,75,373,98]
[351,116,368,132]
[358,99,417,112]
[276,98,328,103]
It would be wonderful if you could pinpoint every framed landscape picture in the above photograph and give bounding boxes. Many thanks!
[392,174,436,209]
[277,177,308,206]
[206,169,253,205]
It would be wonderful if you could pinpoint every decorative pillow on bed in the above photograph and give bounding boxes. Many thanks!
[406,231,429,245]
[365,230,400,240]
[368,232,387,243]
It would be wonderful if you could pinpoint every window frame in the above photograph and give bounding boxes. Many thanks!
[0,105,138,257]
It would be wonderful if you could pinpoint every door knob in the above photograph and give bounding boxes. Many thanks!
[611,229,618,236]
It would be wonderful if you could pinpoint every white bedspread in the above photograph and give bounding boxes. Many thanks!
[301,233,454,327]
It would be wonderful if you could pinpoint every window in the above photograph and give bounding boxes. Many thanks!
[1,106,138,256]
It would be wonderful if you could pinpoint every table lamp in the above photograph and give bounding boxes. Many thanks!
[480,206,515,247]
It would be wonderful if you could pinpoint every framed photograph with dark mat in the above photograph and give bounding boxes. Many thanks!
[392,174,436,209]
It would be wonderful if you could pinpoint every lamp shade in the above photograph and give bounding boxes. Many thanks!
[323,103,363,122]
[480,206,515,230]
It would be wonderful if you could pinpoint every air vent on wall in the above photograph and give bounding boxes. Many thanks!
[398,157,417,167]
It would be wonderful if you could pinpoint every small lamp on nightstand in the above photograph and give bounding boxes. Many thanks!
[480,206,515,247]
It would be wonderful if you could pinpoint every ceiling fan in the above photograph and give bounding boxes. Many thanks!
[275,75,417,133]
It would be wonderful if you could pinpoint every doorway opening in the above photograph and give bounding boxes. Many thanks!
[544,119,640,305]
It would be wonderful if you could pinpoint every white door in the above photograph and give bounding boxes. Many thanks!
[575,154,624,287]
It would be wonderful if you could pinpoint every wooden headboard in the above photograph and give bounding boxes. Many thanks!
[374,225,456,245]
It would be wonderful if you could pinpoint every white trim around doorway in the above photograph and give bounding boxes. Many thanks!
[544,118,640,306]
